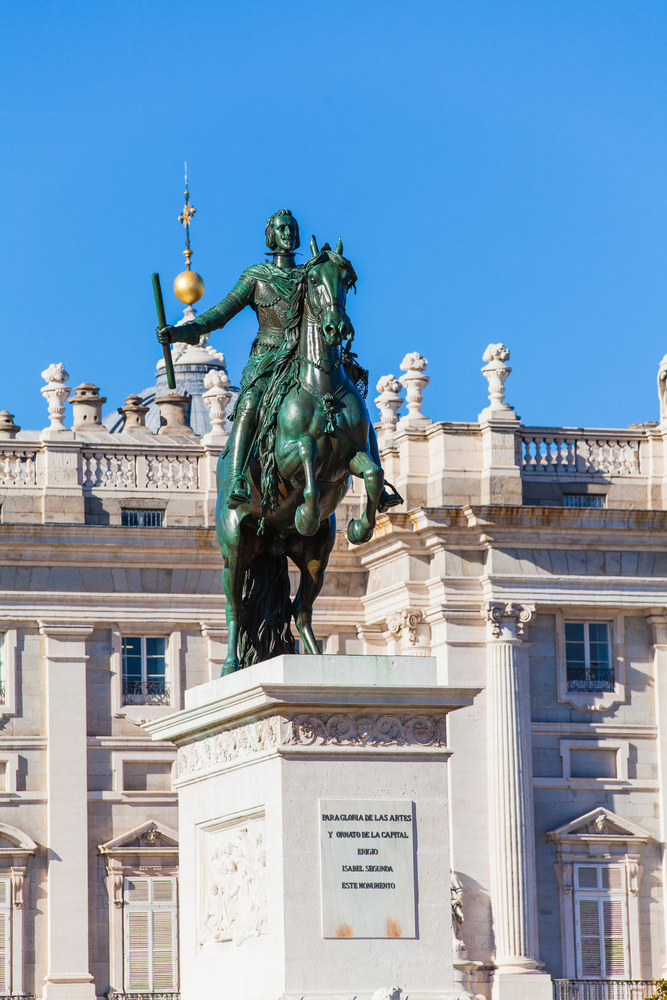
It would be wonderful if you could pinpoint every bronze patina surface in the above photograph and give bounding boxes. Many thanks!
[157,211,401,671]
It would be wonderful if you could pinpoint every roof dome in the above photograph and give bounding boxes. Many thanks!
[103,321,238,436]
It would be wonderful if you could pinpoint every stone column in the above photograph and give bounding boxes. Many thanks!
[482,602,551,1000]
[39,622,96,1000]
[646,608,667,972]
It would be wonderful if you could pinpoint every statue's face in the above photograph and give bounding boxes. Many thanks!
[273,215,297,252]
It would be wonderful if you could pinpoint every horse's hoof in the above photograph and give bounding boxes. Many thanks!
[295,503,320,537]
[221,658,239,675]
[347,517,374,545]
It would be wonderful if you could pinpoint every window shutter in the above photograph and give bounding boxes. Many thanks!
[152,878,174,902]
[577,867,598,889]
[601,866,623,890]
[126,878,150,902]
[0,878,11,994]
[0,911,8,994]
[603,900,626,977]
[578,899,602,977]
[127,911,151,990]
[124,875,178,992]
[153,910,176,990]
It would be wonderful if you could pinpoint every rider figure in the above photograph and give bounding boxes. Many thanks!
[157,209,399,512]
[157,209,302,508]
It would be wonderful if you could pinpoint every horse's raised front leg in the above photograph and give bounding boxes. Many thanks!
[294,436,321,537]
[286,516,336,653]
[347,450,384,545]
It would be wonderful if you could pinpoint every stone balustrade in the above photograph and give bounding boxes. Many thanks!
[519,427,644,476]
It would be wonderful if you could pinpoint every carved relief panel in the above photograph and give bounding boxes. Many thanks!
[198,813,266,950]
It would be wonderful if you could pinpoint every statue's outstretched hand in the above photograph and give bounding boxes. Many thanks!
[156,325,175,345]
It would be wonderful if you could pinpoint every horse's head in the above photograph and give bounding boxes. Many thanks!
[304,236,357,346]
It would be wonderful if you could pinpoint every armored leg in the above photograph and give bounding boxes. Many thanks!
[226,388,260,509]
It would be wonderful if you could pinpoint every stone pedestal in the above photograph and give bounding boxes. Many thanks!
[147,655,479,1000]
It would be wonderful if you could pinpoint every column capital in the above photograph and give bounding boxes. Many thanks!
[482,602,535,638]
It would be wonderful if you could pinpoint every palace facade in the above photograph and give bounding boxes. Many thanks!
[0,336,664,1000]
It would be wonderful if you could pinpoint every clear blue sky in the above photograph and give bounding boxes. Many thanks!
[1,0,665,430]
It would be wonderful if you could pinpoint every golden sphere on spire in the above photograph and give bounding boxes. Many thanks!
[174,268,205,304]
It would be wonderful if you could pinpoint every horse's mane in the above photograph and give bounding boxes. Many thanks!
[255,250,358,530]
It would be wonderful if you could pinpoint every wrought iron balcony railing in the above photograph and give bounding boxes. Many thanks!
[553,981,657,1000]
[121,680,170,705]
[107,993,180,1000]
[567,667,615,692]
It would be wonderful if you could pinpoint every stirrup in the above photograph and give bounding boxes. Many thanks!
[227,475,251,510]
[378,481,403,514]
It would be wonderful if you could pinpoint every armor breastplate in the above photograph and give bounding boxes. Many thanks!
[253,280,292,339]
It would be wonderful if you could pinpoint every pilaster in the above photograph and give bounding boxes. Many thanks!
[39,621,96,1000]
[482,602,551,999]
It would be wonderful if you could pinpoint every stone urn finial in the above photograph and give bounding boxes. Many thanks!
[374,374,403,435]
[398,352,430,424]
[41,363,72,438]
[479,343,518,422]
[202,369,232,444]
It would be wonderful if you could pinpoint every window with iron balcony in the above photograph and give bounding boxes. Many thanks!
[565,622,613,693]
[122,637,169,705]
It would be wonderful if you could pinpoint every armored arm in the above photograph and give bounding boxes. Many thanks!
[159,274,255,345]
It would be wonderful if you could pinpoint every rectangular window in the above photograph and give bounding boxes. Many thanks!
[122,637,168,705]
[574,865,627,979]
[0,878,11,995]
[562,495,605,508]
[124,876,178,992]
[121,509,164,527]
[565,622,613,692]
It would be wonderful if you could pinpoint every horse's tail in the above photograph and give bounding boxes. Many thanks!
[236,552,296,668]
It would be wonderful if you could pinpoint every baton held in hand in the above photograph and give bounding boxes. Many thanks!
[152,272,176,390]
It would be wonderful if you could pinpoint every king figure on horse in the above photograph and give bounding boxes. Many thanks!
[157,209,402,673]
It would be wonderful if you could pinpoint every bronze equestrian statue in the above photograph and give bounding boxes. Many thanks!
[157,210,401,672]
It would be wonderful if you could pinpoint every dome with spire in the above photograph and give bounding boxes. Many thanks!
[103,322,238,435]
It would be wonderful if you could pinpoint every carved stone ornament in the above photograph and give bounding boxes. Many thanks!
[178,717,282,776]
[199,821,266,948]
[483,602,535,638]
[178,712,448,777]
[289,712,447,748]
[388,608,424,645]
[41,363,69,384]
[372,989,402,1000]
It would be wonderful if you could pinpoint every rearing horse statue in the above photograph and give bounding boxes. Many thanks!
[216,237,401,673]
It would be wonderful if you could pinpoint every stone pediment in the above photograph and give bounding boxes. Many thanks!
[546,806,650,845]
[0,823,37,855]
[98,819,178,854]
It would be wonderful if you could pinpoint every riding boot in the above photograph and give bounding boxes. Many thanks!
[226,405,254,509]
[368,422,404,513]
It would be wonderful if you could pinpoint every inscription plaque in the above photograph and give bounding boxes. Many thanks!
[319,798,416,939]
